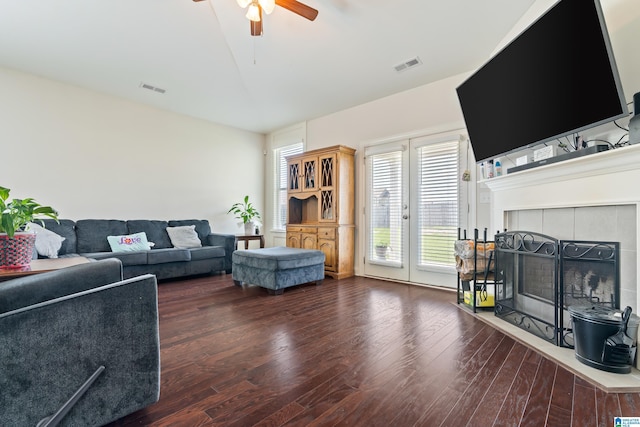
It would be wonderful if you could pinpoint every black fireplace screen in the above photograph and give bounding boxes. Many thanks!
[495,231,619,347]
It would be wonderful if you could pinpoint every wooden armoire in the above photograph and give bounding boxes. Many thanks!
[285,145,356,279]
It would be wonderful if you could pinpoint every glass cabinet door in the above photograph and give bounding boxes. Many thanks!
[319,154,335,222]
[302,157,317,192]
[288,161,302,193]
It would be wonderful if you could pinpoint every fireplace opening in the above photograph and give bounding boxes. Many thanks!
[562,242,619,309]
[495,231,620,347]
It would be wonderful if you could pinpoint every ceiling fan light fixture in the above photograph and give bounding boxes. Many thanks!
[237,0,252,8]
[258,0,275,14]
[246,3,261,22]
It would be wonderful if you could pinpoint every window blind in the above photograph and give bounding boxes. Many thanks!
[369,150,403,264]
[417,140,459,267]
[274,143,303,230]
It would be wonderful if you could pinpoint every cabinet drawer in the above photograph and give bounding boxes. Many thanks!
[317,227,336,239]
[288,226,316,233]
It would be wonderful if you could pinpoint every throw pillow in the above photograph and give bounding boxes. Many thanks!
[107,232,152,252]
[26,222,66,259]
[166,225,202,249]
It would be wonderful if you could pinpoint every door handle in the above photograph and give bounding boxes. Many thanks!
[402,214,409,220]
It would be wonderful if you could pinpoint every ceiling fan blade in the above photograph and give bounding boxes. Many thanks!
[275,0,318,21]
[250,6,263,36]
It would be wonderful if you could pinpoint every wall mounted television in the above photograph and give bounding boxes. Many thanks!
[456,0,628,163]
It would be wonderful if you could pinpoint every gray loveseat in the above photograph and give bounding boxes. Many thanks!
[39,219,235,280]
[0,258,160,426]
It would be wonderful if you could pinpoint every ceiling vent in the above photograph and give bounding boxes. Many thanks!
[139,82,166,94]
[394,56,422,73]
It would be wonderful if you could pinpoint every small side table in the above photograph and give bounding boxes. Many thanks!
[0,257,92,282]
[235,234,265,250]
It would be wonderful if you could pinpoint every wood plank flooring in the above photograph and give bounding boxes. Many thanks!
[106,275,640,426]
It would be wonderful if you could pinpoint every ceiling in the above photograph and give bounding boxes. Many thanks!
[0,0,539,134]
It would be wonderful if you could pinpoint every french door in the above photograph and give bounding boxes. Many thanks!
[363,142,410,281]
[364,134,466,288]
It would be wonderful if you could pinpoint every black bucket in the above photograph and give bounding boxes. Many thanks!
[569,305,639,374]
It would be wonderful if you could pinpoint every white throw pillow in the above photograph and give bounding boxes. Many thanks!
[107,232,152,252]
[26,222,66,259]
[166,225,202,249]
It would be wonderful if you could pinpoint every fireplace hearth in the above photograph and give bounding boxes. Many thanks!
[494,230,620,347]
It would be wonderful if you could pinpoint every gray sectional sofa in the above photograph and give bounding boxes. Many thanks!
[39,218,235,280]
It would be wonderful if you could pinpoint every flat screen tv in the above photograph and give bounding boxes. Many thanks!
[456,0,628,163]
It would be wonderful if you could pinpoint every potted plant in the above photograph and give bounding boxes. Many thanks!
[374,228,390,259]
[375,241,389,259]
[0,186,58,268]
[227,195,261,235]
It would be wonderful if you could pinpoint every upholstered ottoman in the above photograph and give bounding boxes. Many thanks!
[232,247,325,295]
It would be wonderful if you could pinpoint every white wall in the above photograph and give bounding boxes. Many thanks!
[0,67,265,234]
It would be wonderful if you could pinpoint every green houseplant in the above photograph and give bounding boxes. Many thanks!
[0,186,58,268]
[227,195,261,235]
[374,228,390,259]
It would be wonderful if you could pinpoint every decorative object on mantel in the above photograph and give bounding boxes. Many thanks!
[227,195,261,236]
[0,186,58,268]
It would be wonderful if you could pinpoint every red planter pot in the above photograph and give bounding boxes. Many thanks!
[0,232,36,268]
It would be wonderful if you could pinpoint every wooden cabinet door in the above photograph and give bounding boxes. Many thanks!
[287,232,301,248]
[318,239,336,271]
[301,233,317,249]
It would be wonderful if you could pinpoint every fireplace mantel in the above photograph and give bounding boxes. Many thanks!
[483,144,640,231]
[483,144,640,193]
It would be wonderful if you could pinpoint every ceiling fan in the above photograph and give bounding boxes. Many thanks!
[193,0,318,36]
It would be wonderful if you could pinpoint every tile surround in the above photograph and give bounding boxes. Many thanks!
[506,205,637,313]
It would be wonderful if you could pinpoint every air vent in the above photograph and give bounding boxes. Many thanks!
[394,56,422,73]
[139,82,166,94]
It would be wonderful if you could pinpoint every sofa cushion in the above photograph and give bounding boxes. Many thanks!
[39,219,77,255]
[107,232,153,252]
[76,220,128,253]
[127,220,173,249]
[147,248,191,265]
[27,222,65,259]
[166,225,202,249]
[232,247,325,270]
[189,246,225,261]
[168,220,212,243]
[82,251,148,266]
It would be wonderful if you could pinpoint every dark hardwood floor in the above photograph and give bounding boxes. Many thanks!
[107,274,640,427]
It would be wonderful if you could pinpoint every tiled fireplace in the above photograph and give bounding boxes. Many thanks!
[493,229,620,347]
[483,144,640,316]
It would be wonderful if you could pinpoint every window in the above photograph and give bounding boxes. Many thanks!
[274,143,303,230]
[368,150,404,265]
[416,140,459,267]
